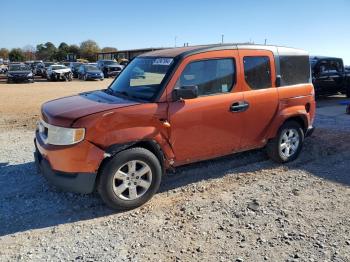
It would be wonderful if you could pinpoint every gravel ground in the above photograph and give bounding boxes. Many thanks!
[0,91,350,261]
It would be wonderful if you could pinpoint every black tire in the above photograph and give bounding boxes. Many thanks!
[103,69,109,78]
[346,87,350,98]
[98,147,162,211]
[266,121,304,163]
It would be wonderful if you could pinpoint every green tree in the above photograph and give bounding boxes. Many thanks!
[80,40,100,62]
[36,42,57,61]
[54,42,70,61]
[68,44,80,56]
[101,47,118,53]
[58,42,69,52]
[9,48,25,62]
[0,48,9,59]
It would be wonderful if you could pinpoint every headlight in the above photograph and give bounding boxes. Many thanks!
[38,120,85,145]
[7,73,13,77]
[27,73,33,77]
[100,72,104,76]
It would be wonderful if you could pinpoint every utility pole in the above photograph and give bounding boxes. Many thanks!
[174,36,177,47]
[221,34,224,44]
[264,38,267,45]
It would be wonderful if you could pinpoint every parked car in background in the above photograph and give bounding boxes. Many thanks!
[310,56,350,97]
[119,59,129,66]
[7,63,34,83]
[0,64,8,74]
[69,62,84,78]
[35,44,315,210]
[46,65,73,81]
[78,64,104,81]
[35,62,55,77]
[31,60,43,71]
[97,60,124,78]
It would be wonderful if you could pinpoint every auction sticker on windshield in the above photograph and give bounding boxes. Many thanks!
[152,58,173,66]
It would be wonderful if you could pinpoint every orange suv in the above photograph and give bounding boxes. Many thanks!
[34,44,316,210]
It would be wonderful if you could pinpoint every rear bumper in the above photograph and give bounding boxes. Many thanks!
[34,144,96,194]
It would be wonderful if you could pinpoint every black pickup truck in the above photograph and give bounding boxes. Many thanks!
[310,56,350,97]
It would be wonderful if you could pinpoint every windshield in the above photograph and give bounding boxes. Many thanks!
[73,63,82,68]
[309,58,318,68]
[44,62,54,67]
[104,60,118,65]
[85,65,99,71]
[9,64,30,71]
[51,65,67,70]
[108,57,174,101]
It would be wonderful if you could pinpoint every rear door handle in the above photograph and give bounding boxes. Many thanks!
[230,101,249,112]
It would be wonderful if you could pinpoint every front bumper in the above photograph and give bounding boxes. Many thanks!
[34,142,97,194]
[87,74,103,79]
[106,70,120,77]
[51,72,71,80]
[8,76,33,82]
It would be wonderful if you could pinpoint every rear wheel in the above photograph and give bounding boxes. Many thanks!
[266,121,304,163]
[98,147,162,211]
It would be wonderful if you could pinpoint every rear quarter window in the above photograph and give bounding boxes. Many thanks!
[280,56,310,86]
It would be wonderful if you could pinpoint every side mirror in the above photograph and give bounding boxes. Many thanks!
[172,85,198,101]
[275,75,282,87]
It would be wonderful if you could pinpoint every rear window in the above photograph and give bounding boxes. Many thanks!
[280,56,310,86]
[243,56,272,90]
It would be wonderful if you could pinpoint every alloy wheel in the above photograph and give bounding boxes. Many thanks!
[112,160,152,200]
[279,128,300,158]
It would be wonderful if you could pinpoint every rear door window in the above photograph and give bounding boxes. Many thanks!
[243,56,271,89]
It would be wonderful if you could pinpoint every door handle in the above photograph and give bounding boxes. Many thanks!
[230,101,249,112]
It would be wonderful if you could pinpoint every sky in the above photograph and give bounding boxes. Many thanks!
[1,0,350,64]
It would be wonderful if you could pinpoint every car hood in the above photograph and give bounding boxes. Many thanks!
[41,90,140,127]
[52,68,71,73]
[86,70,102,74]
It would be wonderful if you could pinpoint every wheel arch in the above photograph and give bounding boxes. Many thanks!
[282,115,307,133]
[267,113,308,141]
[95,139,167,188]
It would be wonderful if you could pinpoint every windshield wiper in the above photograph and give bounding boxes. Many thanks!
[105,87,114,95]
[105,88,146,101]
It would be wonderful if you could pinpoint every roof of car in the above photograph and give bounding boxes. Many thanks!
[309,56,342,60]
[140,44,309,58]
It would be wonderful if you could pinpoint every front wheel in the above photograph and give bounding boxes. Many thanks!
[266,121,304,163]
[98,147,162,211]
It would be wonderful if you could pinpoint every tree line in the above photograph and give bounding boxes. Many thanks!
[0,40,118,62]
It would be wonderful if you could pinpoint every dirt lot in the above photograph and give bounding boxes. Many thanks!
[0,79,350,261]
[0,78,114,130]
